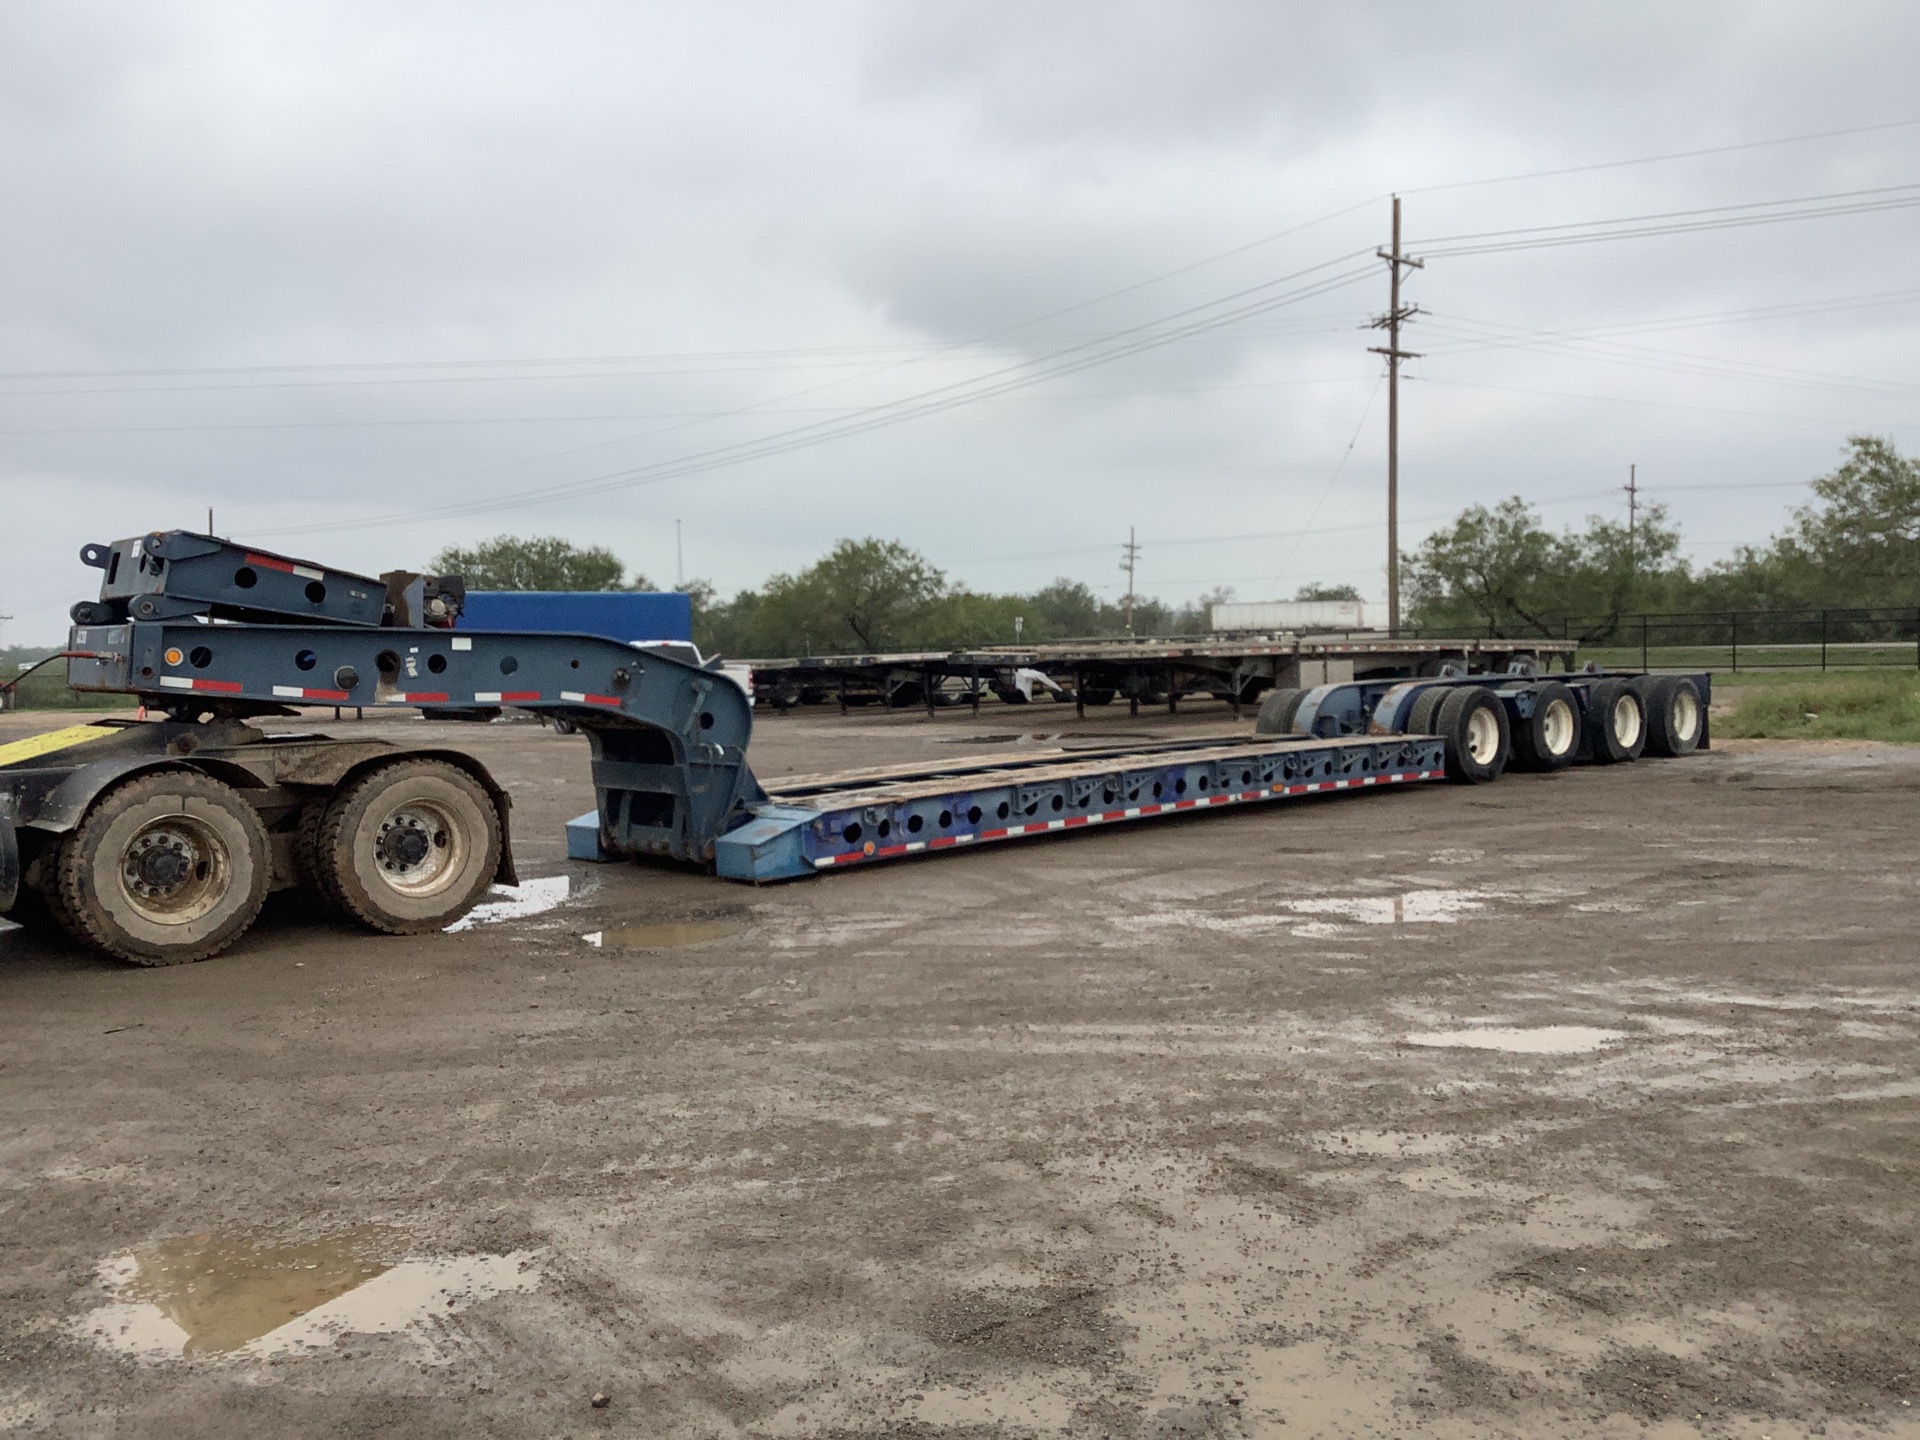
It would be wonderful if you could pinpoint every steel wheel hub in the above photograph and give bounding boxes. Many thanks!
[119,819,227,922]
[1465,707,1501,764]
[372,802,464,897]
[1612,696,1643,748]
[1541,698,1575,755]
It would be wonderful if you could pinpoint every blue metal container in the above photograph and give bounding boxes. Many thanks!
[457,590,692,643]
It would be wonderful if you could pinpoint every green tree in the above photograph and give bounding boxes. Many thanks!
[430,535,636,591]
[1294,582,1364,602]
[1775,434,1920,605]
[1678,436,1920,612]
[703,538,949,655]
[1023,579,1114,638]
[1403,498,1688,638]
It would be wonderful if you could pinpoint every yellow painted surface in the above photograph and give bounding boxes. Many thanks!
[0,722,121,769]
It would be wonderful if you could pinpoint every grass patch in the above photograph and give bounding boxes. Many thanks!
[1718,671,1920,742]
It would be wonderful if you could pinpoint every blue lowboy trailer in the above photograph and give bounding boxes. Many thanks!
[6,530,1709,966]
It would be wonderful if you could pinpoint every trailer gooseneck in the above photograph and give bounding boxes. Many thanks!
[0,531,1709,965]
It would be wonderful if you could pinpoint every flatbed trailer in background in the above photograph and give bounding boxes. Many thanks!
[4,530,1702,965]
[748,632,1581,716]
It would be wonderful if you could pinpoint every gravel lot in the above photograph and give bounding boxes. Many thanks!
[2,703,1918,1438]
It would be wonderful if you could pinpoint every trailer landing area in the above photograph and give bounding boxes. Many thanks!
[2,706,1918,1438]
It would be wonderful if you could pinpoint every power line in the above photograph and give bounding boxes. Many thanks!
[1419,316,1920,403]
[1411,182,1920,258]
[0,312,1357,394]
[1400,116,1920,197]
[249,255,1382,537]
[1414,374,1917,428]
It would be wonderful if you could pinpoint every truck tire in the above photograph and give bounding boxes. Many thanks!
[1635,675,1703,757]
[8,854,78,940]
[1586,679,1646,764]
[55,770,271,965]
[1407,685,1450,735]
[1077,687,1116,707]
[314,759,501,934]
[1254,687,1307,735]
[1436,687,1510,784]
[1512,681,1582,771]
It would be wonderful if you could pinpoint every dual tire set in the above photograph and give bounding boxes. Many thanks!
[1256,673,1706,785]
[22,758,502,966]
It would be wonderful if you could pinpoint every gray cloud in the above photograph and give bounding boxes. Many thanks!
[2,0,1917,640]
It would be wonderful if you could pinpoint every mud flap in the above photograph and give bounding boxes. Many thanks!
[0,814,18,913]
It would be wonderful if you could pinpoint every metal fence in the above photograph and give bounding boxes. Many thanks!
[1410,606,1920,673]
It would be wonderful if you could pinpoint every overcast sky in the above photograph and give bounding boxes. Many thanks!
[3,1,1917,642]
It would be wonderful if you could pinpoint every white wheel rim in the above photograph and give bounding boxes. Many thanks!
[371,799,467,899]
[1612,695,1643,749]
[1540,698,1575,756]
[1465,706,1500,764]
[118,816,231,925]
[1671,688,1700,743]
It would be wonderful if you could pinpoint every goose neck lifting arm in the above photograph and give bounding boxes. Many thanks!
[63,531,765,866]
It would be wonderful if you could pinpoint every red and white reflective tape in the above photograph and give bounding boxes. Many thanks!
[271,684,351,702]
[244,552,326,581]
[560,690,623,706]
[474,690,542,703]
[808,766,1443,869]
[158,675,242,694]
[380,691,450,704]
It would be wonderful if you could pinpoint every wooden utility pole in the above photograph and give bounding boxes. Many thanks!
[1626,464,1639,555]
[1120,528,1140,635]
[1369,196,1422,636]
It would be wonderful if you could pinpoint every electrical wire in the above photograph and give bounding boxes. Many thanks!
[1411,183,1920,258]
[1399,117,1920,197]
[1418,316,1920,403]
[248,256,1382,537]
[1260,374,1385,600]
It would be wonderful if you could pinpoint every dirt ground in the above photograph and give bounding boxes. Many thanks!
[2,700,1918,1439]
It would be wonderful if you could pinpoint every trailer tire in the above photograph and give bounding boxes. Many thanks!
[1635,675,1703,757]
[1587,679,1646,764]
[8,853,78,940]
[1253,688,1307,735]
[1408,685,1450,735]
[315,759,501,934]
[1077,688,1116,707]
[1436,687,1510,784]
[56,770,271,965]
[1512,681,1582,771]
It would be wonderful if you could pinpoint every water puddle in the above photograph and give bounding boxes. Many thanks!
[1405,1025,1626,1054]
[934,732,1063,745]
[584,920,746,949]
[1282,888,1492,926]
[445,874,570,932]
[75,1228,537,1360]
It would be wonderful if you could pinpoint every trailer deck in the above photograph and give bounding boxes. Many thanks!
[579,729,1448,881]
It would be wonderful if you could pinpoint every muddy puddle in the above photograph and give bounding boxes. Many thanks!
[445,874,571,932]
[75,1228,537,1360]
[584,920,747,950]
[1405,1025,1627,1054]
[1284,888,1493,926]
